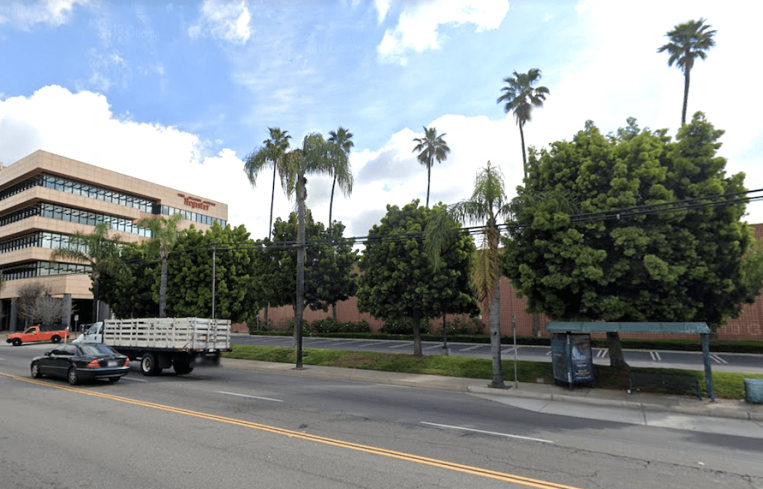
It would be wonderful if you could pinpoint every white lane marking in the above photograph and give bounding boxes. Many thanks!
[710,353,728,364]
[388,343,409,349]
[357,342,385,347]
[217,391,283,402]
[460,345,483,352]
[420,422,554,444]
[649,351,661,361]
[545,351,552,356]
[122,376,148,382]
[596,349,608,358]
[423,345,441,350]
[501,348,514,354]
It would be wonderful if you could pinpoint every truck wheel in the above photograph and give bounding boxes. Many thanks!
[31,362,42,378]
[51,335,61,344]
[11,339,21,347]
[141,353,160,376]
[68,367,79,385]
[173,361,194,375]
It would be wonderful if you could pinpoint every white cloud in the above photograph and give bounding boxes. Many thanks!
[377,0,509,64]
[0,0,90,30]
[188,0,251,45]
[0,85,262,237]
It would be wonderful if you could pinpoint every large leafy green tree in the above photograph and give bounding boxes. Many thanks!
[167,223,261,322]
[426,161,512,387]
[497,68,549,180]
[412,126,450,208]
[357,201,479,356]
[260,211,357,321]
[99,241,159,319]
[658,18,716,126]
[502,114,761,369]
[138,213,183,318]
[327,127,354,228]
[50,222,122,322]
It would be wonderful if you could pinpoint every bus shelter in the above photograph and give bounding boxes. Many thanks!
[546,322,715,401]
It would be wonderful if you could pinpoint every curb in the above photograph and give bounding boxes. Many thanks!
[221,358,763,421]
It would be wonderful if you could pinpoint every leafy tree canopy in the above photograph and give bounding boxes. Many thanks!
[502,113,761,329]
[357,201,479,354]
[260,211,358,314]
[100,241,158,319]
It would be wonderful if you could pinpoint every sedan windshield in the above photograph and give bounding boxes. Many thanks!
[77,344,117,356]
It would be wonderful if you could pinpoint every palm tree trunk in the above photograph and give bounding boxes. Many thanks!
[426,159,432,208]
[294,173,306,368]
[269,165,277,240]
[159,256,168,318]
[681,69,691,126]
[532,312,541,337]
[519,122,528,181]
[488,281,505,388]
[329,173,336,227]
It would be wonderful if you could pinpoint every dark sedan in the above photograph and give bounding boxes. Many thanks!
[31,343,130,385]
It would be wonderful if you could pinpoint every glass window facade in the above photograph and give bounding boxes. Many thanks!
[1,260,92,282]
[0,232,92,255]
[156,204,226,228]
[0,203,151,237]
[0,174,155,212]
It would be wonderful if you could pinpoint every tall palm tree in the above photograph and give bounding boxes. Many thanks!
[50,222,122,322]
[281,133,335,368]
[497,69,549,180]
[138,213,183,318]
[327,127,354,228]
[244,127,291,240]
[426,161,511,388]
[412,126,450,208]
[658,18,716,126]
[244,127,291,328]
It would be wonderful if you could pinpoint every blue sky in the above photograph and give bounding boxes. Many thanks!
[1,0,761,239]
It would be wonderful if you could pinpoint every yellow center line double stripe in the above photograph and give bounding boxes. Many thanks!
[1,372,585,489]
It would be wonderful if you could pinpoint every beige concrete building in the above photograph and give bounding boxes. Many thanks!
[0,150,227,331]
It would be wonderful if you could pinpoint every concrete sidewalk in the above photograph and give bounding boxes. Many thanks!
[220,357,763,429]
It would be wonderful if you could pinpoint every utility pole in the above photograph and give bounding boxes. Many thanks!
[212,239,216,320]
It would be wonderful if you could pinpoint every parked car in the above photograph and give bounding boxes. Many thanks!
[7,324,70,346]
[30,343,130,385]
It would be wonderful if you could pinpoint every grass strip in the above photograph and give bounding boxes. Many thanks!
[224,345,763,400]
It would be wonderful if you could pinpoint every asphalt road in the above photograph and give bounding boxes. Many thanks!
[234,334,763,374]
[2,341,762,489]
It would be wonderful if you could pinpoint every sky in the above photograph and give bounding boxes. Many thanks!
[0,0,761,241]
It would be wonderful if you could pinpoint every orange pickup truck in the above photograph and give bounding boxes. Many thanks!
[6,325,70,346]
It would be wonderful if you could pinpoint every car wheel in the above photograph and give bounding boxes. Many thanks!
[108,377,120,383]
[11,339,21,347]
[68,367,79,386]
[173,361,193,375]
[51,336,61,344]
[31,362,42,379]
[141,353,158,376]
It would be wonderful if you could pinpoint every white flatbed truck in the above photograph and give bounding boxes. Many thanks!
[76,318,231,376]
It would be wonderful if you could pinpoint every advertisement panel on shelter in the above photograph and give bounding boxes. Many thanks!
[570,334,594,383]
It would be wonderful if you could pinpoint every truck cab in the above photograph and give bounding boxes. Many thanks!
[72,322,104,344]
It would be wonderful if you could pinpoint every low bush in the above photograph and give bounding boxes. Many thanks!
[311,318,371,334]
[379,317,430,335]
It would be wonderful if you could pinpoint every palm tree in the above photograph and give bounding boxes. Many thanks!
[50,222,122,323]
[497,69,549,180]
[658,18,716,126]
[412,126,450,208]
[327,127,354,321]
[281,133,335,368]
[244,127,291,328]
[327,127,354,228]
[426,161,511,388]
[244,127,291,240]
[138,213,183,318]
